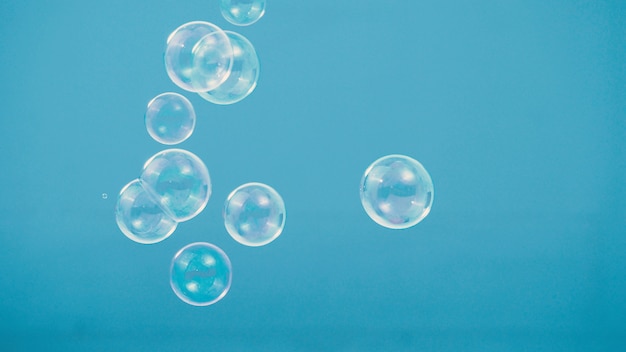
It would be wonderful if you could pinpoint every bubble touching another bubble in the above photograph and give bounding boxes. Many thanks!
[145,92,196,145]
[220,0,266,26]
[140,149,212,222]
[164,21,233,92]
[115,179,178,244]
[170,242,232,306]
[360,154,434,229]
[224,182,286,246]
[198,31,260,105]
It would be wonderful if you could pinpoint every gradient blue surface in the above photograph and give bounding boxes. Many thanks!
[1,1,625,350]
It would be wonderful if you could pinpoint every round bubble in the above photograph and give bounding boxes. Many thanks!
[145,93,196,145]
[115,179,178,244]
[360,155,434,229]
[140,149,211,222]
[224,182,285,246]
[170,242,232,306]
[164,21,233,92]
[198,31,259,105]
[220,0,266,26]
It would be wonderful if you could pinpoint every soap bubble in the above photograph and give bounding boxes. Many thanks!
[145,92,196,145]
[115,179,178,244]
[140,149,211,222]
[360,155,434,229]
[198,31,259,105]
[224,182,285,246]
[170,242,232,306]
[220,0,266,26]
[164,21,233,92]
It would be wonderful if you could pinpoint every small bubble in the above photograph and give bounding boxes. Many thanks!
[224,182,286,246]
[170,242,232,306]
[220,0,266,26]
[102,193,108,199]
[360,154,434,229]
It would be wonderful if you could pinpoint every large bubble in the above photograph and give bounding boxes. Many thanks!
[164,21,233,92]
[219,0,266,26]
[360,155,434,229]
[170,242,232,306]
[224,182,286,246]
[197,31,259,105]
[140,149,211,222]
[145,92,196,145]
[115,179,178,244]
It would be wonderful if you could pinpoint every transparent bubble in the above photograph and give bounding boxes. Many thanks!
[360,155,434,229]
[198,31,260,105]
[145,93,196,145]
[220,0,266,26]
[140,149,211,222]
[115,179,178,244]
[224,182,285,246]
[102,193,108,199]
[170,242,232,306]
[164,21,233,92]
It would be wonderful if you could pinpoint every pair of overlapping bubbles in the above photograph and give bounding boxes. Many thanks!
[164,21,260,105]
[116,149,211,244]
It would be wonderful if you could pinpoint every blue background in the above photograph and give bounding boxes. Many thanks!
[1,0,625,350]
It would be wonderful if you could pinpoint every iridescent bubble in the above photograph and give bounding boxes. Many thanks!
[360,155,434,229]
[170,242,232,306]
[140,149,211,222]
[224,182,285,246]
[220,0,266,26]
[197,31,259,105]
[145,93,196,145]
[115,179,178,244]
[164,21,233,92]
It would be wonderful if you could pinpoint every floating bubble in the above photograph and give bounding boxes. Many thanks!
[140,149,211,222]
[224,182,285,246]
[198,31,260,105]
[360,155,434,229]
[145,93,196,145]
[220,0,266,26]
[115,179,178,244]
[170,242,232,306]
[164,21,233,92]
[102,193,108,199]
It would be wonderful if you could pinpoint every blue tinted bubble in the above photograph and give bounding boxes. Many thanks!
[224,182,285,246]
[145,93,196,145]
[140,149,211,222]
[170,242,232,306]
[164,21,233,92]
[115,179,178,244]
[198,31,259,105]
[220,0,266,26]
[360,155,434,229]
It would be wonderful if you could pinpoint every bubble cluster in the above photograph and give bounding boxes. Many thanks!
[115,149,210,244]
[170,242,232,306]
[360,155,434,229]
[219,0,266,26]
[145,93,196,145]
[198,31,260,105]
[163,21,260,104]
[224,182,286,246]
